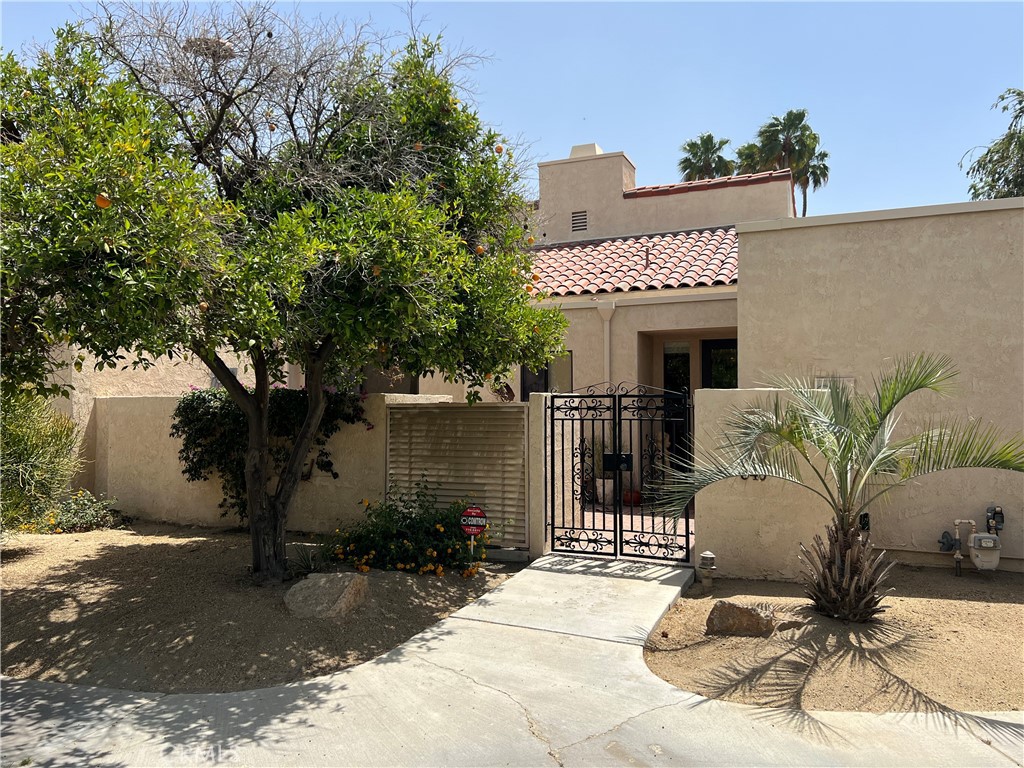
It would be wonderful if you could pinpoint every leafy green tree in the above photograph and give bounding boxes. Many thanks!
[659,354,1024,622]
[1,28,228,398]
[962,88,1024,200]
[677,132,734,181]
[3,5,565,582]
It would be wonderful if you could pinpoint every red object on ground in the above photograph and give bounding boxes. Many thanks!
[460,506,487,536]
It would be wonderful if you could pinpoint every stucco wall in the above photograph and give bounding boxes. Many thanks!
[537,150,794,244]
[694,389,832,580]
[93,393,451,533]
[556,290,738,390]
[734,200,1024,571]
[56,348,253,493]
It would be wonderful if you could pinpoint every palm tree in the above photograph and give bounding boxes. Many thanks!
[754,108,828,216]
[756,108,818,170]
[677,132,735,181]
[794,149,830,217]
[659,354,1024,623]
[734,142,766,175]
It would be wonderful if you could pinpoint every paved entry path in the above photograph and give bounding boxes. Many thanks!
[2,555,1021,767]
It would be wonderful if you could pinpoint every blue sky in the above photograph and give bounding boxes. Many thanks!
[3,2,1022,216]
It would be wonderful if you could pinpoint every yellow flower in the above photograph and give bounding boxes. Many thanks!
[360,498,370,507]
[397,563,405,569]
[436,524,444,532]
[54,528,62,534]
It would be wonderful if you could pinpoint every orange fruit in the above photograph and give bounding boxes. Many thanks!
[414,142,423,151]
[95,193,111,209]
[475,245,485,255]
[527,236,535,245]
[532,273,540,281]
[199,301,209,312]
[495,145,504,154]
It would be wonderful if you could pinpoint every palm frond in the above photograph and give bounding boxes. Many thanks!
[871,353,957,426]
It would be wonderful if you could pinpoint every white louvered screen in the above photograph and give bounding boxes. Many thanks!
[386,404,529,548]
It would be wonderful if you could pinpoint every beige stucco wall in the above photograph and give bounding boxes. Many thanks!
[54,347,254,493]
[694,389,833,580]
[555,289,738,390]
[93,393,451,534]
[734,199,1024,571]
[537,150,794,244]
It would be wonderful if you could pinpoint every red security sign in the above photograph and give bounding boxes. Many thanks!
[460,506,488,536]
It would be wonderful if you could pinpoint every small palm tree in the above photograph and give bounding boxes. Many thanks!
[660,354,1024,622]
[677,132,735,181]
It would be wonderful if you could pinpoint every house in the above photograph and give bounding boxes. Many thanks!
[420,142,797,401]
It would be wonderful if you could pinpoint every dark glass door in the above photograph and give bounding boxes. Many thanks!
[701,339,738,389]
[663,341,691,394]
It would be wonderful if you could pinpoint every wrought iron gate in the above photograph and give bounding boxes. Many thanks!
[546,384,693,563]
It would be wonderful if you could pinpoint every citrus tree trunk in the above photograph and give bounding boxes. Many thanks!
[198,343,335,584]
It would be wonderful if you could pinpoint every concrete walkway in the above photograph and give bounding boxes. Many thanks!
[2,554,1021,767]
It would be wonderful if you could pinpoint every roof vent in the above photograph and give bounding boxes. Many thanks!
[571,210,588,232]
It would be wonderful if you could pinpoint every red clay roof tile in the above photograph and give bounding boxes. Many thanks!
[531,227,738,297]
[622,169,792,199]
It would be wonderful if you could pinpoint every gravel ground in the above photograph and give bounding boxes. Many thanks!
[1,523,520,693]
[645,566,1024,713]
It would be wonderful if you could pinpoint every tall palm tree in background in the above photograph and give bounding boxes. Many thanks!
[677,132,735,181]
[794,149,830,217]
[753,108,829,216]
[734,142,764,175]
[658,353,1024,623]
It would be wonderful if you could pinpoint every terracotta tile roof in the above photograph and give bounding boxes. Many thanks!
[531,228,738,297]
[623,169,792,199]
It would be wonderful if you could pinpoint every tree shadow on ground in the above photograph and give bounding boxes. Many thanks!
[688,606,1023,746]
[0,528,476,693]
[0,526,493,766]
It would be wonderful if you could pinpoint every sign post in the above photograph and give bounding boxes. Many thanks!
[460,506,488,556]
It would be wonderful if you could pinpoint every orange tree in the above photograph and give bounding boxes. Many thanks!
[2,8,565,583]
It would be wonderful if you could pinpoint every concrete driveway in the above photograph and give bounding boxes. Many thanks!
[2,554,1021,767]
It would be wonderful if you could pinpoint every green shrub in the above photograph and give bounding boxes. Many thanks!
[1,392,81,534]
[330,479,489,577]
[18,489,125,534]
[170,386,368,521]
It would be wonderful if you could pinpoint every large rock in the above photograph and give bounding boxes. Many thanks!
[285,573,369,619]
[705,599,777,637]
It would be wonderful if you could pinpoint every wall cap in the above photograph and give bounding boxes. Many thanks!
[737,197,1023,233]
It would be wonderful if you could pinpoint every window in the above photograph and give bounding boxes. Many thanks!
[520,352,573,401]
[570,210,588,232]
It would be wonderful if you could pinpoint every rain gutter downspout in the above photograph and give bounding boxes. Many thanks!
[597,299,616,383]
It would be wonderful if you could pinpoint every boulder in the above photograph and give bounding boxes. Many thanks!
[705,599,777,637]
[285,573,368,619]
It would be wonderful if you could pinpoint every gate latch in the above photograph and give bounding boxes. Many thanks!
[603,452,633,472]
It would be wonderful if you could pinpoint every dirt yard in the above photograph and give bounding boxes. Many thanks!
[645,566,1024,713]
[1,523,520,693]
